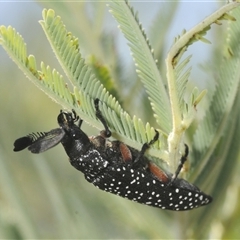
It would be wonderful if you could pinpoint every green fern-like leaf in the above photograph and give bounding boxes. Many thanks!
[0,26,74,108]
[193,6,240,162]
[108,0,172,135]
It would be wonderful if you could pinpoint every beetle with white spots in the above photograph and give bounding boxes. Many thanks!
[13,98,212,211]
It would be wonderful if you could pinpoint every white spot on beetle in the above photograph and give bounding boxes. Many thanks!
[130,179,136,184]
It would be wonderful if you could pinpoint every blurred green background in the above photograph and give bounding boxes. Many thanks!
[0,1,239,239]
